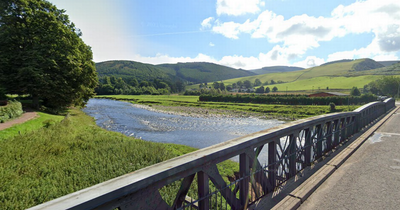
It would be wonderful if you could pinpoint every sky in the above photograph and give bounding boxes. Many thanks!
[49,0,400,69]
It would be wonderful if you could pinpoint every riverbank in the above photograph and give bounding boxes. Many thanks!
[0,107,238,209]
[97,95,359,121]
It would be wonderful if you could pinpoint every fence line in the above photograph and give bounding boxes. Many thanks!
[29,98,395,210]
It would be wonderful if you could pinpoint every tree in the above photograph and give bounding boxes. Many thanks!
[213,81,219,89]
[237,81,243,88]
[270,80,276,85]
[0,0,97,109]
[350,87,361,96]
[265,87,270,93]
[272,86,278,92]
[255,86,264,93]
[243,80,252,88]
[219,82,225,91]
[254,79,262,86]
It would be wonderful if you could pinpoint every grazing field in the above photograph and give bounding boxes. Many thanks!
[263,75,380,92]
[96,95,359,120]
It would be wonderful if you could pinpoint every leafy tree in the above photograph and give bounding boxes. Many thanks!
[265,87,270,93]
[140,81,150,87]
[270,80,276,85]
[263,81,269,85]
[237,81,243,88]
[272,86,278,92]
[255,86,264,93]
[350,87,361,96]
[254,79,262,86]
[370,76,400,97]
[213,81,219,89]
[0,0,97,109]
[219,82,225,91]
[243,80,252,88]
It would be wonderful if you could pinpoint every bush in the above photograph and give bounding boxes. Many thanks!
[329,102,336,112]
[0,100,23,123]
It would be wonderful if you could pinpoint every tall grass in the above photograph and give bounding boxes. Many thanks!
[0,112,64,141]
[0,108,200,209]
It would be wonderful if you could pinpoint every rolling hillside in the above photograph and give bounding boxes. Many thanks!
[96,60,177,82]
[96,61,256,84]
[249,66,304,75]
[157,62,256,83]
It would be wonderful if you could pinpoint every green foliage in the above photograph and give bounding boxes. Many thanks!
[255,86,265,93]
[0,86,6,100]
[0,0,98,109]
[199,94,376,106]
[0,108,199,209]
[254,78,262,86]
[272,86,278,92]
[366,76,400,97]
[329,102,336,112]
[0,100,23,123]
[350,87,361,96]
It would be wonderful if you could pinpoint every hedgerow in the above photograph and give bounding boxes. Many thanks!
[199,93,376,105]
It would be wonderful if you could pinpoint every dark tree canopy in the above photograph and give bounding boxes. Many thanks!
[0,0,97,109]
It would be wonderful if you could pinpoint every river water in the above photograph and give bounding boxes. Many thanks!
[83,99,284,150]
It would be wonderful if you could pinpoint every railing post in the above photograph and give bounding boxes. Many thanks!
[289,133,297,178]
[326,121,332,151]
[239,153,250,207]
[304,128,312,166]
[316,124,323,158]
[198,171,209,210]
[268,141,277,190]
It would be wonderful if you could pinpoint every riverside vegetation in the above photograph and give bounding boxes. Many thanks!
[0,108,238,209]
[96,95,359,120]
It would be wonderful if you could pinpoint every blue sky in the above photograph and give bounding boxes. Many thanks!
[49,0,400,69]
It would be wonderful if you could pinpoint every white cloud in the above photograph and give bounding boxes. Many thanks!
[216,0,264,16]
[209,42,215,47]
[201,17,214,29]
[208,0,400,63]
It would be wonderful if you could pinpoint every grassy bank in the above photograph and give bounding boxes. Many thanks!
[97,95,359,120]
[0,108,239,209]
[0,112,64,141]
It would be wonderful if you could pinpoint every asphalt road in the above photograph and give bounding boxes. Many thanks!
[299,107,400,210]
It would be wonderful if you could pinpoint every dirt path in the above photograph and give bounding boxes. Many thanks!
[0,111,38,131]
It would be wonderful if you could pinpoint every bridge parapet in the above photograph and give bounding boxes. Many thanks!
[28,99,396,210]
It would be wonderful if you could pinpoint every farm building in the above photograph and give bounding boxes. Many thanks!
[309,92,349,97]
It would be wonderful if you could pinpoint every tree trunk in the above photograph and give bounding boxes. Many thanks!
[32,95,39,109]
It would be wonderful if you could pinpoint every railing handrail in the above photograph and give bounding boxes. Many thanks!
[29,98,396,210]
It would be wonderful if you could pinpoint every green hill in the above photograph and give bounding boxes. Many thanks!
[96,60,177,82]
[96,61,256,84]
[249,66,304,75]
[157,62,256,83]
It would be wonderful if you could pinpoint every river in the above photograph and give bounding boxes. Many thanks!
[83,99,284,150]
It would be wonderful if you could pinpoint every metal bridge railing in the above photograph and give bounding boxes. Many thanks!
[29,98,395,210]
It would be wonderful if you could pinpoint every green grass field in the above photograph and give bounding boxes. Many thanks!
[0,112,64,141]
[263,75,380,92]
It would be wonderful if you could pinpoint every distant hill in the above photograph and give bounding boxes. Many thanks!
[352,58,384,71]
[378,60,400,67]
[96,61,256,84]
[321,59,353,66]
[157,62,256,83]
[96,60,178,82]
[250,66,304,75]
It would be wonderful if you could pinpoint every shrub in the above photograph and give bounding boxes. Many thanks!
[329,102,336,112]
[0,100,23,123]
